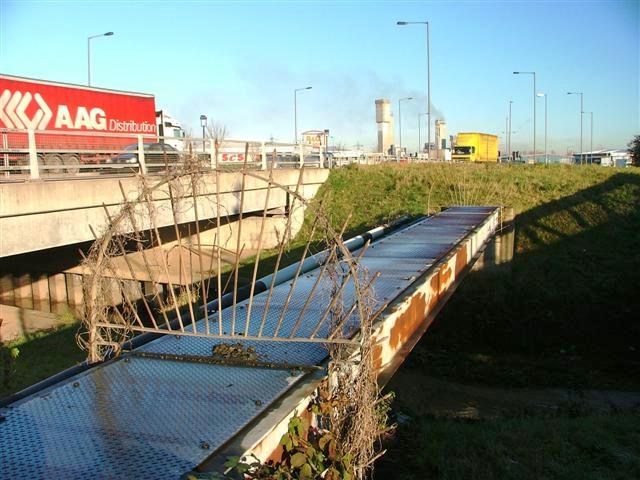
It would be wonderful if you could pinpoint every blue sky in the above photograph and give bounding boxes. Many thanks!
[1,0,638,152]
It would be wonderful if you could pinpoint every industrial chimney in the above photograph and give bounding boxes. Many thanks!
[375,99,394,154]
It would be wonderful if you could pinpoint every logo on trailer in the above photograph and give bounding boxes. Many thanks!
[0,90,52,129]
[0,89,108,131]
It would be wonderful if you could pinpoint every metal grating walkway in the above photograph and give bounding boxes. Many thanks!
[0,206,498,479]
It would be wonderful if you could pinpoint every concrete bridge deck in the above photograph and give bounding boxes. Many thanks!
[0,168,328,257]
[0,206,500,479]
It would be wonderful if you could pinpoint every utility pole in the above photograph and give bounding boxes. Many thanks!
[513,71,536,162]
[568,92,584,164]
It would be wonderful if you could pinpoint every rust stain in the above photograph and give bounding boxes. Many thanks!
[372,343,384,371]
[388,292,427,352]
[455,244,468,276]
[428,275,440,310]
[439,262,453,293]
[264,441,284,464]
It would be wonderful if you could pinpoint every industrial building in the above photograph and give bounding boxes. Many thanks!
[573,149,631,167]
[375,99,394,154]
[434,119,451,160]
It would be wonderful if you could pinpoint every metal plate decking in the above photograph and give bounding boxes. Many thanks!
[0,206,497,479]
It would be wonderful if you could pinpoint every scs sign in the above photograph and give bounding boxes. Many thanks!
[220,153,246,163]
[0,75,157,135]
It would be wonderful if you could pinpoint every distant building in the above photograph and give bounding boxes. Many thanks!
[375,99,394,154]
[301,130,329,148]
[434,119,449,161]
[435,120,447,149]
[573,149,631,167]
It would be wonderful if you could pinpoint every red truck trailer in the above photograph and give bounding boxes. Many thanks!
[0,74,162,172]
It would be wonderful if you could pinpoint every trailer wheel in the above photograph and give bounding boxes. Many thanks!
[44,153,64,175]
[63,153,80,175]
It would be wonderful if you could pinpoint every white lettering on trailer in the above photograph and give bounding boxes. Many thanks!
[55,105,73,129]
[55,105,107,130]
[0,90,52,130]
[108,118,156,133]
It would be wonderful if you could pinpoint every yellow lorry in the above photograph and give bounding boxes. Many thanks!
[452,132,498,162]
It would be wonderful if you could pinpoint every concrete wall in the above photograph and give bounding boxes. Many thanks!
[0,169,329,257]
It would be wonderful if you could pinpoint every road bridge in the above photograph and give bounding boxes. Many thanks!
[0,206,504,479]
[0,168,328,257]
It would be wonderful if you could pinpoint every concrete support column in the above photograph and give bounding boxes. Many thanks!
[48,273,67,308]
[104,278,123,307]
[143,281,163,297]
[0,274,15,304]
[121,280,142,303]
[32,274,51,312]
[475,206,515,270]
[66,273,84,308]
[14,273,33,309]
[498,206,515,265]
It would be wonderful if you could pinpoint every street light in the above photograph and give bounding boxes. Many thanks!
[567,91,584,164]
[536,93,548,164]
[397,96,413,153]
[513,71,536,163]
[418,112,428,156]
[584,111,593,164]
[200,114,207,153]
[294,86,312,144]
[397,20,431,160]
[507,100,514,161]
[87,32,114,86]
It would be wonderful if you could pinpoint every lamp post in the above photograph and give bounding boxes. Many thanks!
[397,21,430,160]
[584,111,593,164]
[536,93,548,164]
[508,100,514,161]
[294,86,312,144]
[418,112,428,156]
[567,91,583,164]
[200,114,207,153]
[87,32,114,86]
[397,96,413,153]
[513,71,536,163]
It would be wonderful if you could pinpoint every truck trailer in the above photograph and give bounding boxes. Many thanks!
[0,74,184,172]
[452,132,498,162]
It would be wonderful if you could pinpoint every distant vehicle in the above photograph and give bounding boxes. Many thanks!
[108,142,180,166]
[452,133,498,162]
[0,74,185,172]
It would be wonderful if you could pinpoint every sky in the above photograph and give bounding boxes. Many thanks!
[1,0,638,153]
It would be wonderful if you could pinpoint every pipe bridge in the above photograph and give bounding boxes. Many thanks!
[0,206,507,479]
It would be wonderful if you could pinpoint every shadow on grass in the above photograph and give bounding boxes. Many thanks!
[1,323,84,398]
[376,171,640,480]
[400,171,640,389]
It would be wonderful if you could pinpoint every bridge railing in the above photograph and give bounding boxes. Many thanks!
[0,129,328,181]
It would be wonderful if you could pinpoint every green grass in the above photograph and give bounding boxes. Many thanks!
[376,411,640,480]
[311,163,640,389]
[1,323,85,398]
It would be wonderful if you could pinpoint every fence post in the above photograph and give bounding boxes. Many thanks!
[261,142,267,170]
[299,143,304,169]
[319,142,324,169]
[27,129,40,180]
[210,138,217,169]
[137,134,147,175]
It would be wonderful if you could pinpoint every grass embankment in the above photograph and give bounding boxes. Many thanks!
[315,163,640,480]
[319,163,640,389]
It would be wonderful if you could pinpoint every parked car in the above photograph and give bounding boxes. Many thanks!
[108,142,181,167]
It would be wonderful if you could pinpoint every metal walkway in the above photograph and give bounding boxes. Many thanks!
[0,206,499,479]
